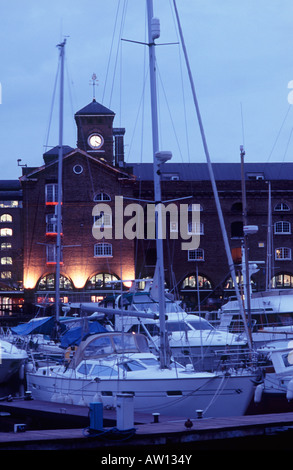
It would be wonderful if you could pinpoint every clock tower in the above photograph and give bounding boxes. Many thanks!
[74,99,115,165]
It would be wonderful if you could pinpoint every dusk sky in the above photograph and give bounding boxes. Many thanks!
[1,0,293,179]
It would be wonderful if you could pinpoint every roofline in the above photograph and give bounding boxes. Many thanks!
[19,148,135,181]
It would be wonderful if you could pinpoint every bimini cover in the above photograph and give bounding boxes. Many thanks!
[60,322,107,348]
[10,317,61,336]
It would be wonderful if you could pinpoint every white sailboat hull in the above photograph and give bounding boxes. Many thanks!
[26,369,255,418]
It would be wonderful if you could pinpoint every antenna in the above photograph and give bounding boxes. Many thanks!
[90,73,99,100]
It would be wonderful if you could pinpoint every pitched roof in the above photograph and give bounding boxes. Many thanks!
[75,99,115,116]
[127,162,293,181]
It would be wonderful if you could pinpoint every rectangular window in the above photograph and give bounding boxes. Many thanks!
[46,245,63,264]
[46,214,62,234]
[1,257,12,265]
[188,222,204,235]
[45,184,60,205]
[274,221,291,234]
[94,243,113,257]
[93,212,112,227]
[0,228,12,237]
[188,248,204,261]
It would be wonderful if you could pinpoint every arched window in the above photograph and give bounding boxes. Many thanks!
[1,257,12,265]
[182,273,212,290]
[38,273,73,291]
[274,221,291,234]
[0,214,12,223]
[274,202,290,212]
[223,274,256,291]
[93,192,111,202]
[271,273,293,289]
[0,228,12,237]
[94,243,113,257]
[86,272,119,290]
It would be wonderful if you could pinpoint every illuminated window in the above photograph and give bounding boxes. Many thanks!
[93,192,111,201]
[1,272,11,279]
[1,243,11,250]
[0,228,12,237]
[86,272,119,290]
[0,201,20,208]
[271,273,293,288]
[275,247,291,260]
[188,248,204,261]
[0,214,12,223]
[38,273,73,290]
[1,257,12,265]
[94,243,113,257]
[182,274,212,290]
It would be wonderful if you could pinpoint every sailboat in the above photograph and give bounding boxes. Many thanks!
[26,1,258,418]
[0,338,27,383]
[218,172,293,346]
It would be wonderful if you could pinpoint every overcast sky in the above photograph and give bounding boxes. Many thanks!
[1,0,293,180]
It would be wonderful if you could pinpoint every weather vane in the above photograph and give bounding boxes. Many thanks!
[90,73,99,100]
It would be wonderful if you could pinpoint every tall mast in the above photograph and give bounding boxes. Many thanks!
[266,181,272,290]
[55,39,66,328]
[173,0,253,350]
[146,0,170,368]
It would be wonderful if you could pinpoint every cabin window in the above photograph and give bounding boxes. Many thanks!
[91,365,118,377]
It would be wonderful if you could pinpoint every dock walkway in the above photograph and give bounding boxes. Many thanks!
[0,399,293,450]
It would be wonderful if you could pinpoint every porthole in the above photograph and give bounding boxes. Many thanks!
[73,164,83,175]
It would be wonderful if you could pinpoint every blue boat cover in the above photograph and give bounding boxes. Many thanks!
[60,322,107,348]
[10,317,59,336]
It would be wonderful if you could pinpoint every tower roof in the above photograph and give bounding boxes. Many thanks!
[75,99,115,117]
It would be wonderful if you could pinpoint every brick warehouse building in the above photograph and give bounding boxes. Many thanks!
[2,98,293,320]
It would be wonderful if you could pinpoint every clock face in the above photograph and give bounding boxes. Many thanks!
[88,133,103,149]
